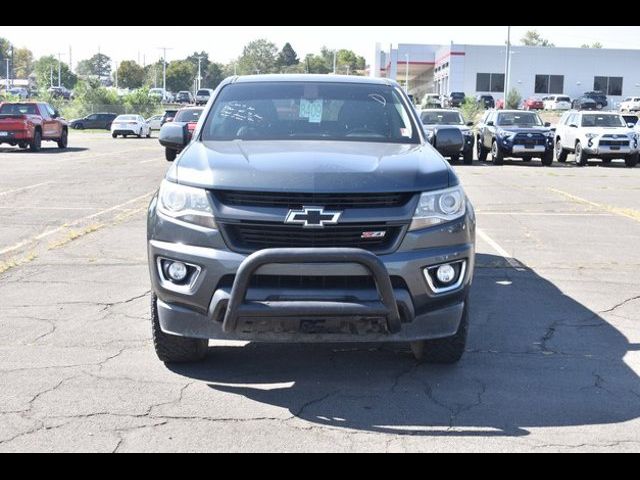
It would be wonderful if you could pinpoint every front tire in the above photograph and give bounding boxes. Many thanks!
[112,133,118,138]
[541,149,553,166]
[575,141,587,166]
[410,303,469,364]
[625,152,639,168]
[151,294,208,363]
[463,148,473,165]
[449,154,460,164]
[476,136,488,162]
[165,148,177,162]
[491,140,504,165]
[555,139,568,163]
[57,129,68,149]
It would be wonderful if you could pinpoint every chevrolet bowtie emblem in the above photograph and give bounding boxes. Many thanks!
[285,206,342,228]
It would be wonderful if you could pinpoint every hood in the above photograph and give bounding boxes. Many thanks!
[582,127,634,136]
[424,125,471,134]
[497,126,551,134]
[171,140,452,193]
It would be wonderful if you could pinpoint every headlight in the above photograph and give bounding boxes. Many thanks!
[500,131,515,140]
[157,180,216,229]
[585,133,598,139]
[462,130,473,137]
[409,186,466,231]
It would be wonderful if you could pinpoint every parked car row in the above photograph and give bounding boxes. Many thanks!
[418,105,639,168]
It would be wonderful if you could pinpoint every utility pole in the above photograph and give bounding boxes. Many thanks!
[333,50,337,74]
[55,52,65,87]
[503,25,511,107]
[69,46,73,73]
[114,60,118,89]
[157,47,171,92]
[50,65,53,88]
[405,54,410,93]
[195,56,205,90]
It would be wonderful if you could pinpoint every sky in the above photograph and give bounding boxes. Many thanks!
[2,25,639,68]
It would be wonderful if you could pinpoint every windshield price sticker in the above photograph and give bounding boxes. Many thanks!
[300,99,323,123]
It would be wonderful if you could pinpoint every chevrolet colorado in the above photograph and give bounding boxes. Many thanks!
[151,75,476,364]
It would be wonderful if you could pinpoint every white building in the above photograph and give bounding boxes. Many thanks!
[372,43,640,107]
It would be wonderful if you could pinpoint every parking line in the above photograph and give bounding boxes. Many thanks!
[0,191,155,256]
[477,211,613,217]
[139,159,157,164]
[548,188,640,223]
[476,228,525,271]
[0,182,51,197]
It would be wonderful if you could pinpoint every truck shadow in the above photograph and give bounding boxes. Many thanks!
[169,253,640,437]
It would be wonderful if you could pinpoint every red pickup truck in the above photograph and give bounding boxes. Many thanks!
[0,102,68,151]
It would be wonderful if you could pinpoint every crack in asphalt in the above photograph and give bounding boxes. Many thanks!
[422,378,487,430]
[99,291,151,312]
[599,295,640,314]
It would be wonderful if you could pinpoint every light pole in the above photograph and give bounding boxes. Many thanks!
[503,25,511,106]
[55,52,66,87]
[195,56,205,90]
[405,54,410,93]
[158,47,172,92]
[333,50,337,74]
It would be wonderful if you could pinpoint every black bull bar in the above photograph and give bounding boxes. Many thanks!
[222,248,403,334]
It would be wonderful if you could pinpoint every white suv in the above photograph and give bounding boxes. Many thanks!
[554,111,639,167]
[619,97,640,112]
[544,95,571,111]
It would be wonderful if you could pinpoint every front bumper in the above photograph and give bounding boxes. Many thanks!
[148,211,475,343]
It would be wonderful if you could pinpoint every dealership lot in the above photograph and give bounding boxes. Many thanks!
[0,133,639,452]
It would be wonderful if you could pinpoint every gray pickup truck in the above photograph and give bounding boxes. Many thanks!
[151,75,476,364]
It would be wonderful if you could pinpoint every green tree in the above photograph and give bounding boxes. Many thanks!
[13,47,34,78]
[506,88,522,109]
[277,42,299,69]
[76,53,111,77]
[236,39,278,75]
[166,60,196,92]
[581,42,603,48]
[521,30,555,47]
[304,53,331,74]
[203,62,225,89]
[117,60,145,89]
[0,38,11,78]
[33,55,77,89]
[143,60,165,88]
[336,49,366,75]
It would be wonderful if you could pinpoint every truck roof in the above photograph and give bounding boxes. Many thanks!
[232,74,399,87]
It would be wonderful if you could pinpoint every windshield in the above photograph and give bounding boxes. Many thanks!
[197,90,210,96]
[201,82,419,144]
[175,109,203,123]
[581,114,626,128]
[496,112,543,127]
[116,115,138,121]
[0,103,37,115]
[421,111,464,125]
[557,97,570,102]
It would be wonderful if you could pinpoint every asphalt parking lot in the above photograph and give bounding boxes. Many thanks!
[1,133,639,452]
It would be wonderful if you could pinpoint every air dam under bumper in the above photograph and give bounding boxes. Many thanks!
[150,244,472,342]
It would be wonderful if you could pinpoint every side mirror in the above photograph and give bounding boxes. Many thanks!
[544,122,551,127]
[432,127,464,157]
[159,122,188,151]
[466,121,474,127]
[486,121,494,127]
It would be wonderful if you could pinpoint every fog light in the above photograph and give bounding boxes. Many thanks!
[436,264,456,284]
[167,261,188,282]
